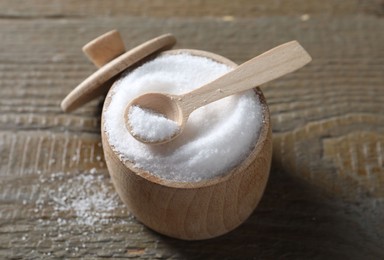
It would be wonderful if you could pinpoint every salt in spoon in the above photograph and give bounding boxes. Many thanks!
[125,41,312,144]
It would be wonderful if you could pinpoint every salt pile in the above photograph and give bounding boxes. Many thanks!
[104,53,263,182]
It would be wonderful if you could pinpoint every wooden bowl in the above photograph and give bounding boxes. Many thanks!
[101,49,272,240]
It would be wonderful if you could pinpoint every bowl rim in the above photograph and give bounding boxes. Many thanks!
[102,49,271,189]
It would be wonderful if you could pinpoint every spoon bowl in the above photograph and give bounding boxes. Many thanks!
[124,92,185,144]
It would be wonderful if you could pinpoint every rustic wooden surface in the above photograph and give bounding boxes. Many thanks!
[0,1,383,259]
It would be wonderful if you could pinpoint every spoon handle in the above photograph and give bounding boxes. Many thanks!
[180,41,311,114]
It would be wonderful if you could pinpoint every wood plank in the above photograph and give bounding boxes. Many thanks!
[0,1,383,258]
[0,0,382,18]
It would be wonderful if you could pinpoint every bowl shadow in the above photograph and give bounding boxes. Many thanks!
[153,162,384,259]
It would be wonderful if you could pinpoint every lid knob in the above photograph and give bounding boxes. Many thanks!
[82,30,126,68]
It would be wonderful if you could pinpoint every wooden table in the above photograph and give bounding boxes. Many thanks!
[1,1,383,258]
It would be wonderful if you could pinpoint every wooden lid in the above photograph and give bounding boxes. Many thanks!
[61,30,176,112]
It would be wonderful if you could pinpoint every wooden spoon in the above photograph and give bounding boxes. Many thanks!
[125,41,312,144]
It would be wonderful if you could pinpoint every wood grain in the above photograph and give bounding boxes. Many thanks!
[0,0,382,18]
[0,0,383,258]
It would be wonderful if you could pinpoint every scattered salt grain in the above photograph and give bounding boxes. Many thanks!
[36,170,122,226]
[104,53,263,182]
[300,14,310,21]
[128,105,180,142]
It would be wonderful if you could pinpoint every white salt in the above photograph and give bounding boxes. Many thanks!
[38,171,123,226]
[128,105,180,142]
[104,53,263,182]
